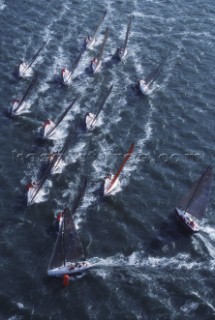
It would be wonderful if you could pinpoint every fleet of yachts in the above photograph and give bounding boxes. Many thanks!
[8,10,213,285]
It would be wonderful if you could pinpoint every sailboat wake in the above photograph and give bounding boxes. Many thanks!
[19,64,33,78]
[27,179,52,205]
[93,251,215,274]
[0,0,6,11]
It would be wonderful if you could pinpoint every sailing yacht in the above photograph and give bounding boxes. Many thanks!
[84,84,113,131]
[37,97,78,140]
[48,177,98,280]
[175,166,213,233]
[84,10,107,50]
[48,208,97,277]
[116,16,132,61]
[18,41,47,77]
[61,51,83,85]
[138,58,166,95]
[90,28,109,74]
[103,143,134,196]
[27,126,76,205]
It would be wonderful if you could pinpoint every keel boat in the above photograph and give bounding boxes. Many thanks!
[84,84,113,131]
[90,28,109,74]
[139,58,166,95]
[37,97,78,140]
[103,143,134,196]
[48,179,98,279]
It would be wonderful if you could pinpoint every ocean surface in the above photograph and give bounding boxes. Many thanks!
[0,0,215,319]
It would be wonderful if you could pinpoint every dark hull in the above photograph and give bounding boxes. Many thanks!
[175,209,199,233]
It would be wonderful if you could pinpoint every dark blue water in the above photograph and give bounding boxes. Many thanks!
[0,0,215,319]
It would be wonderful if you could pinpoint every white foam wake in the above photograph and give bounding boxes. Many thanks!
[0,0,6,11]
[93,251,215,274]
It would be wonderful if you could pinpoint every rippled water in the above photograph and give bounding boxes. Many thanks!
[0,0,215,319]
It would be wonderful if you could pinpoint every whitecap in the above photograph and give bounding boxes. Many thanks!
[0,0,6,11]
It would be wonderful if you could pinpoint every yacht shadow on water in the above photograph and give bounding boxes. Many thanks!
[85,64,94,77]
[102,53,119,69]
[13,191,29,211]
[147,213,193,255]
[48,74,64,87]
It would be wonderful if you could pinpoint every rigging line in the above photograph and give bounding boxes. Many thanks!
[85,235,93,254]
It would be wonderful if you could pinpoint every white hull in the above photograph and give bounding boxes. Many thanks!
[27,184,37,205]
[103,174,120,196]
[48,260,96,277]
[38,121,56,139]
[19,62,33,78]
[27,180,51,205]
[85,37,96,50]
[176,207,199,232]
[139,80,149,95]
[9,101,30,116]
[62,69,72,85]
[85,112,96,130]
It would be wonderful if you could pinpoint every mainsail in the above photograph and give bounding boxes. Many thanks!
[123,15,132,50]
[144,58,166,87]
[48,177,87,271]
[48,208,85,270]
[45,97,78,137]
[27,41,47,69]
[20,41,47,75]
[177,166,213,220]
[91,10,107,40]
[105,143,134,194]
[89,84,113,128]
[97,27,109,64]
